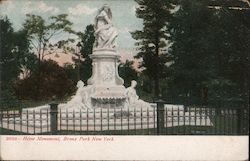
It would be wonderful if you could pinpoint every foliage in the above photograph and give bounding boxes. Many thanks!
[118,60,138,87]
[14,30,38,79]
[168,0,250,103]
[23,14,75,62]
[63,63,78,83]
[14,60,74,100]
[135,73,154,102]
[168,0,213,99]
[131,0,174,97]
[209,7,250,103]
[20,14,76,100]
[0,17,34,100]
[74,25,95,84]
[0,17,19,87]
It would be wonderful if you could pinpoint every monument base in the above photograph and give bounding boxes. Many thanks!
[91,97,126,109]
[86,49,127,108]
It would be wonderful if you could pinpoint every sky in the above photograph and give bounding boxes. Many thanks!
[0,0,143,65]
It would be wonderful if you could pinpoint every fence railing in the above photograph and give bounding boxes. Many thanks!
[0,101,249,135]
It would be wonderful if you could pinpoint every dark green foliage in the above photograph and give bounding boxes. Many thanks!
[14,60,74,100]
[0,17,35,100]
[208,0,250,8]
[14,30,38,78]
[63,63,78,83]
[79,25,95,59]
[168,0,250,104]
[136,73,154,102]
[74,25,95,84]
[168,0,213,100]
[131,0,174,97]
[118,60,138,87]
[207,7,250,103]
[0,17,19,88]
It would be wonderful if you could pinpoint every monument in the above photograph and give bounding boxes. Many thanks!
[63,5,150,110]
[88,4,126,108]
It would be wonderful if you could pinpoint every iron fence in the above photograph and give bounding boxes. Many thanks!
[0,102,248,135]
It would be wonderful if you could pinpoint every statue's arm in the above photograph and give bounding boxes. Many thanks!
[97,10,106,18]
[103,14,112,24]
[95,24,112,34]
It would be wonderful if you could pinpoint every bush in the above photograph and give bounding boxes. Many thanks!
[14,60,75,100]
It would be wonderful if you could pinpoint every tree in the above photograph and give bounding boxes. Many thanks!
[168,0,214,102]
[168,0,250,104]
[22,14,75,99]
[207,6,250,104]
[15,60,74,100]
[0,17,18,100]
[23,14,75,65]
[0,17,34,100]
[131,0,174,97]
[63,63,78,83]
[118,60,138,87]
[14,30,38,79]
[74,25,95,84]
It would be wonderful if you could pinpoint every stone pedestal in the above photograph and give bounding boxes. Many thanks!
[87,49,126,108]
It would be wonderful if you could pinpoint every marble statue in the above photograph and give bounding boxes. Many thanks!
[125,80,139,105]
[125,80,151,109]
[94,4,118,49]
[81,84,92,109]
[64,80,92,110]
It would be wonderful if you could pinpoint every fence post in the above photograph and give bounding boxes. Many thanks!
[236,108,242,134]
[155,99,165,135]
[49,102,58,134]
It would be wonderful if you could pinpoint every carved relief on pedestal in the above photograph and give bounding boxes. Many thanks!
[101,64,114,83]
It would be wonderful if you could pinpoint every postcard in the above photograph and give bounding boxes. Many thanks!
[0,0,249,160]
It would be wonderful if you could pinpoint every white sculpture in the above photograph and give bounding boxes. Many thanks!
[125,80,151,109]
[125,80,139,105]
[64,80,90,109]
[81,84,92,109]
[94,4,118,49]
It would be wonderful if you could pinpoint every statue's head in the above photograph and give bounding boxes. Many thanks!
[131,80,137,88]
[77,80,84,88]
[99,4,112,19]
[103,4,109,12]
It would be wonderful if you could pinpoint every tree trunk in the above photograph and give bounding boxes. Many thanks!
[36,42,42,100]
[154,35,160,98]
[154,76,160,98]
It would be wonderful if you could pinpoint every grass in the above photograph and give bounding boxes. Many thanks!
[0,99,68,110]
[0,100,47,110]
[0,127,26,135]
